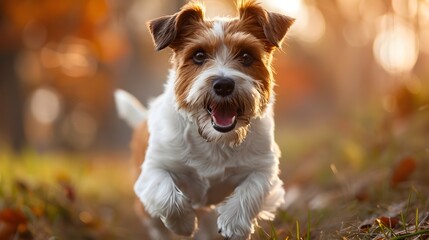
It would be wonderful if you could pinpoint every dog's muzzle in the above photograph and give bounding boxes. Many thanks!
[207,77,238,133]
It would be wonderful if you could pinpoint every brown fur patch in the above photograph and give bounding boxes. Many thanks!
[131,121,149,179]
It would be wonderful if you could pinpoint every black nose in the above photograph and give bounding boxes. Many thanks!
[213,77,235,97]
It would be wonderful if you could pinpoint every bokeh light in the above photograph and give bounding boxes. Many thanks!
[29,87,61,124]
[262,0,325,43]
[263,0,303,18]
[58,37,98,78]
[373,15,419,75]
[293,5,325,43]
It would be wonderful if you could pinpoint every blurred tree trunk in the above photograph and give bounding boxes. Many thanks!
[0,51,26,152]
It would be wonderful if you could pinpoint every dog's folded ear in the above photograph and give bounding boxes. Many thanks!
[147,3,205,51]
[238,0,294,49]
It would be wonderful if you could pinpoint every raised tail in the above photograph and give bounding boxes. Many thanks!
[114,89,147,128]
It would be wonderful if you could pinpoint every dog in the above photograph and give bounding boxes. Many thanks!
[115,1,294,239]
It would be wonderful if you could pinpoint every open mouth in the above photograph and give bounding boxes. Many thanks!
[207,105,238,133]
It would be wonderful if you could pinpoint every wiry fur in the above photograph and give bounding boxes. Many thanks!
[116,1,294,239]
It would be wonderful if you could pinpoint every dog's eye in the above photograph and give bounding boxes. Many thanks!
[238,52,254,67]
[193,51,207,65]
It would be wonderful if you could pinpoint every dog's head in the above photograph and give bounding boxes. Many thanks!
[147,0,294,146]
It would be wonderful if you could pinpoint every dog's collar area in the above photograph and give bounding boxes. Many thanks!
[207,106,238,133]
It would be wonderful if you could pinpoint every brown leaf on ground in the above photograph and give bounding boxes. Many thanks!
[0,208,29,239]
[62,184,76,202]
[390,156,417,187]
[375,216,400,228]
[0,224,17,240]
[0,208,27,225]
[57,177,76,202]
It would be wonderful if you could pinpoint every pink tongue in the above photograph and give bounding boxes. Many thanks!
[212,108,237,127]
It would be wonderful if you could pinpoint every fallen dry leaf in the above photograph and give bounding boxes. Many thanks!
[62,184,76,202]
[0,208,27,225]
[390,156,417,187]
[376,216,399,228]
[0,208,28,239]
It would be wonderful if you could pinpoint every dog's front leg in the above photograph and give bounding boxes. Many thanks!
[217,171,273,240]
[134,167,197,237]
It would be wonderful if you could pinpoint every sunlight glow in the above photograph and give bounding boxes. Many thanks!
[373,15,419,74]
[392,0,418,18]
[41,38,98,78]
[30,88,61,124]
[263,0,302,18]
[295,6,325,43]
[262,0,325,43]
[58,37,98,78]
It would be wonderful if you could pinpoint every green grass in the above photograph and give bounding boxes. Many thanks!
[0,147,428,239]
[0,150,145,240]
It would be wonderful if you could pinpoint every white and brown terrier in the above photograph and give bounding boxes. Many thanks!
[115,1,294,239]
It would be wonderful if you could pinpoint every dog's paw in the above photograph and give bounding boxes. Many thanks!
[217,211,252,240]
[162,208,197,237]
